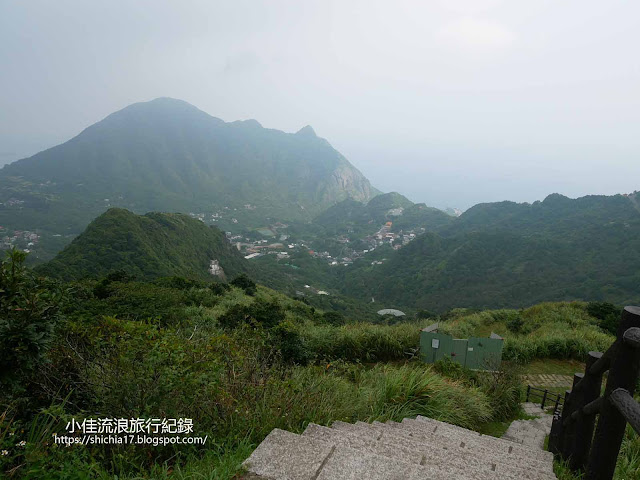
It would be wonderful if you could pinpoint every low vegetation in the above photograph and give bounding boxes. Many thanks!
[0,251,519,478]
[438,302,615,363]
[1,251,636,478]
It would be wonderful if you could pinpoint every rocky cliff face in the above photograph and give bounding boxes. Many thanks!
[321,163,375,204]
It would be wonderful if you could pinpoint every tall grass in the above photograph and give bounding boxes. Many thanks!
[303,322,420,362]
[439,302,615,362]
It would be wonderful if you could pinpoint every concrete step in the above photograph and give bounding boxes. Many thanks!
[502,417,552,449]
[242,428,335,479]
[399,418,553,470]
[302,423,479,480]
[304,423,555,480]
[330,420,552,475]
[243,427,479,479]
[413,416,553,463]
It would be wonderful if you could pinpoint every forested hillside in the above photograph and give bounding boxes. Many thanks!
[37,208,248,281]
[340,193,640,311]
[0,98,376,260]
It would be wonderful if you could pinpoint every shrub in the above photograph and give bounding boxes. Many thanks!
[587,301,621,335]
[230,273,257,296]
[218,298,286,330]
[507,315,525,333]
[0,249,66,398]
[321,311,346,326]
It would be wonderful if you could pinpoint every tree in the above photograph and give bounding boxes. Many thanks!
[230,273,257,296]
[0,249,66,393]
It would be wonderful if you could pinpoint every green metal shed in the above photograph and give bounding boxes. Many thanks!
[419,323,503,370]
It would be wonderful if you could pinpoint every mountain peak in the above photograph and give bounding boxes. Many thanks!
[231,119,263,129]
[296,125,317,137]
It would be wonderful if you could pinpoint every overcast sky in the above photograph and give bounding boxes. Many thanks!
[1,0,639,210]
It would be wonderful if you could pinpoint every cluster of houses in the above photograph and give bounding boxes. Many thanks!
[222,218,425,268]
[187,206,426,270]
[368,221,421,250]
[0,228,40,252]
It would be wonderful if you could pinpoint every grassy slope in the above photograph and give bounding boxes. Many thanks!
[438,302,614,363]
[2,273,519,478]
[3,267,635,479]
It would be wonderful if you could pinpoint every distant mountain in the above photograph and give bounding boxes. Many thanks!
[0,98,376,260]
[341,193,640,311]
[311,192,453,237]
[438,193,639,237]
[37,208,248,281]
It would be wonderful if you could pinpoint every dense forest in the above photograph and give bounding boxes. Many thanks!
[36,208,248,282]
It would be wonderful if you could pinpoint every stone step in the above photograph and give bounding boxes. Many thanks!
[330,420,553,474]
[302,423,479,480]
[381,420,553,470]
[414,416,553,463]
[242,428,334,479]
[243,427,480,479]
[502,417,551,449]
[304,423,555,480]
[389,420,552,470]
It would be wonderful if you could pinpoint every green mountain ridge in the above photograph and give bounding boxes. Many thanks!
[0,97,376,260]
[310,191,453,237]
[37,208,248,281]
[341,192,640,311]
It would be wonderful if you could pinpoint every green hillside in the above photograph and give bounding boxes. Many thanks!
[311,192,452,237]
[341,193,640,311]
[6,240,638,479]
[36,208,248,281]
[0,98,376,261]
[439,193,640,237]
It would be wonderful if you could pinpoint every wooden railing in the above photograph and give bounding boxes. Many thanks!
[548,306,640,479]
[526,385,566,415]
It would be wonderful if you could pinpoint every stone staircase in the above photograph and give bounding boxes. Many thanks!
[502,402,554,448]
[242,414,557,479]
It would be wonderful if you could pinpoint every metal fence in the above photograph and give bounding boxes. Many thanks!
[525,385,566,415]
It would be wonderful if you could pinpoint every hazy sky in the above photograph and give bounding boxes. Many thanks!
[2,0,639,210]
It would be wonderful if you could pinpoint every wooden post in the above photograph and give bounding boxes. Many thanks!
[526,385,531,402]
[549,390,569,455]
[586,307,640,480]
[542,389,548,410]
[569,351,603,471]
[549,388,572,456]
[561,373,585,460]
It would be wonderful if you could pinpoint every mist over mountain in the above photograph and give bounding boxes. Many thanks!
[0,98,376,259]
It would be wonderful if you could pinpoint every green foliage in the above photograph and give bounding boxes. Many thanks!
[218,297,285,330]
[303,321,420,362]
[341,194,640,311]
[415,309,436,320]
[439,302,615,363]
[4,266,631,479]
[0,98,375,262]
[0,249,66,397]
[432,358,523,421]
[506,316,525,333]
[321,311,346,326]
[35,209,249,282]
[586,301,621,335]
[230,273,257,296]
